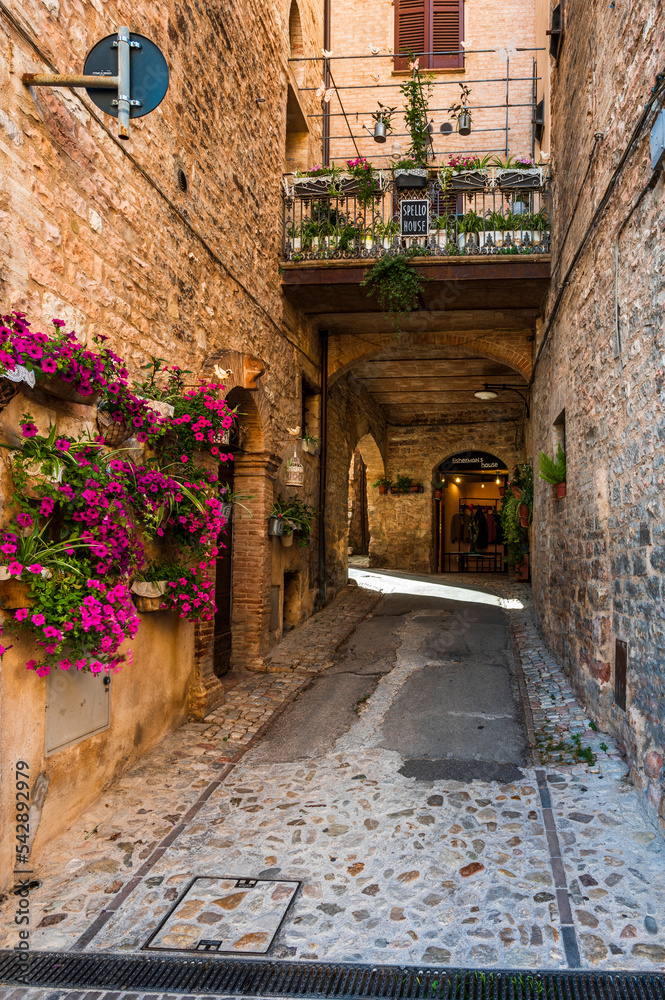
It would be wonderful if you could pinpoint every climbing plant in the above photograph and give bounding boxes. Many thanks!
[399,58,434,167]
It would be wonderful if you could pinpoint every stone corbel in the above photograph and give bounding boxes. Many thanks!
[209,351,266,391]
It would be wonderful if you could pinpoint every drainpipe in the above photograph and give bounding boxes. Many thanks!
[322,0,331,166]
[317,329,329,608]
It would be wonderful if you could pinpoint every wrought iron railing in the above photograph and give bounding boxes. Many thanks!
[282,167,551,261]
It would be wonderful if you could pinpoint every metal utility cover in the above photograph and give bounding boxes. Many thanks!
[144,876,300,955]
[45,670,110,756]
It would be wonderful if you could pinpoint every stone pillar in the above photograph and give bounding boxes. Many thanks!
[231,452,280,671]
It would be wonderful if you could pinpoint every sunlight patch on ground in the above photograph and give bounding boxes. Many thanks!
[348,567,524,610]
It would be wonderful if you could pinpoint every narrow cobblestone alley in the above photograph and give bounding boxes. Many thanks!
[1,575,664,988]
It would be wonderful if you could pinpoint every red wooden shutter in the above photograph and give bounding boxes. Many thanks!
[394,0,426,70]
[431,0,464,69]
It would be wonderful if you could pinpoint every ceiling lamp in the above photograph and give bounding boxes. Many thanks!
[474,383,531,418]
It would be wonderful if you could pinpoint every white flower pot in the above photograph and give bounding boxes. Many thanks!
[135,396,175,419]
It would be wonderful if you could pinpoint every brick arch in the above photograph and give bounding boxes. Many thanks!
[430,440,521,482]
[226,386,266,454]
[328,330,532,385]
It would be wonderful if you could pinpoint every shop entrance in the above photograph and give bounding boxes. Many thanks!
[434,451,508,574]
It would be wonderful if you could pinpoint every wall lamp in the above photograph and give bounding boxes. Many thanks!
[474,384,530,418]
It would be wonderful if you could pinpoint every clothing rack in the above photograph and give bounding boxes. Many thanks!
[453,498,505,574]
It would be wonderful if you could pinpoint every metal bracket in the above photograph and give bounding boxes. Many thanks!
[111,98,143,108]
[112,39,142,49]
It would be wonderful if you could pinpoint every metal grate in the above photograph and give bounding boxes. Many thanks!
[2,951,665,999]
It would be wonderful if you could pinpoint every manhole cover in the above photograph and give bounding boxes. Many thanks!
[143,876,300,955]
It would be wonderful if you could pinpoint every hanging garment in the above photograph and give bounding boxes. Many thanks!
[486,511,497,544]
[474,508,489,550]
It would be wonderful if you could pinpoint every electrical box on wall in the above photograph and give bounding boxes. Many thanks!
[45,670,111,756]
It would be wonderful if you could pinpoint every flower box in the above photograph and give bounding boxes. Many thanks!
[496,168,542,190]
[34,372,101,406]
[390,484,425,494]
[135,396,175,419]
[449,169,489,191]
[293,173,388,198]
[394,168,428,190]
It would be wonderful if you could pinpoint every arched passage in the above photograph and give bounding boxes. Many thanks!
[347,432,385,564]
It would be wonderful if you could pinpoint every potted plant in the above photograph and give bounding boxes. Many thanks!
[430,213,450,247]
[458,210,485,250]
[392,60,434,189]
[371,103,397,143]
[499,491,529,579]
[293,163,343,197]
[372,476,393,495]
[494,155,543,190]
[302,434,320,456]
[376,218,400,249]
[539,444,567,498]
[448,84,473,136]
[344,157,387,207]
[433,479,446,499]
[269,495,317,547]
[130,577,169,613]
[217,487,253,523]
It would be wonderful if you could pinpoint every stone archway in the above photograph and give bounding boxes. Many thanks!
[355,432,385,568]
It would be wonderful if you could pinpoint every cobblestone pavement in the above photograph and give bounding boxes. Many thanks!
[1,573,664,983]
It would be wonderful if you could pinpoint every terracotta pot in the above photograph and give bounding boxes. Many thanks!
[434,489,443,500]
[555,482,567,499]
[0,576,34,610]
[519,504,530,527]
[378,485,388,495]
[35,372,101,405]
[96,408,132,448]
[409,485,420,493]
[511,485,522,500]
[498,486,506,497]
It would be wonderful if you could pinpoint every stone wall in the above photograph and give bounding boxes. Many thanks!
[370,419,524,573]
[530,1,665,833]
[0,0,327,890]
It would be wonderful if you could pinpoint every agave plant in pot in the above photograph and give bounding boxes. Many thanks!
[371,475,393,495]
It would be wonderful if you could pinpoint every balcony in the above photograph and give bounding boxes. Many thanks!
[281,167,551,341]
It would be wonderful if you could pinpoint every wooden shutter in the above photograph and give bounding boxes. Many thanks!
[394,0,426,71]
[431,0,464,69]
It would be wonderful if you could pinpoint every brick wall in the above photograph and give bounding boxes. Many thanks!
[531,0,665,833]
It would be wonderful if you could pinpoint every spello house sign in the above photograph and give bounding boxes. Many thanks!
[438,451,507,474]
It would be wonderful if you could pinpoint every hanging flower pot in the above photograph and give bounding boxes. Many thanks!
[96,407,133,448]
[220,502,233,521]
[519,504,530,528]
[555,482,567,499]
[458,111,472,136]
[498,486,507,497]
[434,488,443,500]
[0,568,34,610]
[285,456,305,487]
[378,484,389,494]
[130,580,168,613]
[268,515,286,536]
[511,484,522,500]
[280,532,294,548]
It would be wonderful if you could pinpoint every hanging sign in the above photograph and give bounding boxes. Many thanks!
[439,451,507,474]
[400,200,429,236]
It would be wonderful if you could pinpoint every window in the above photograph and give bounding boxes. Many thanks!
[394,0,464,71]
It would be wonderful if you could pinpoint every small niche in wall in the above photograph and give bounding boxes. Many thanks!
[270,585,281,632]
[45,670,111,756]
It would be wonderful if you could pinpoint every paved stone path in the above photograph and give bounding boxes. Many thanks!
[1,573,664,986]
